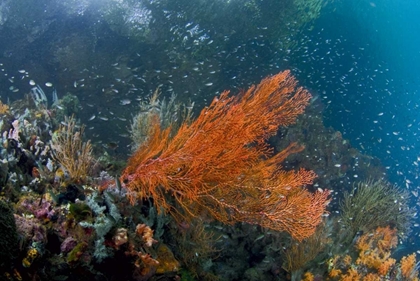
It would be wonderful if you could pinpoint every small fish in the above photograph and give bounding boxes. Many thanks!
[45,82,53,87]
[105,142,119,150]
[254,234,265,241]
[120,99,131,105]
[18,69,26,74]
[29,80,36,86]
[88,115,96,121]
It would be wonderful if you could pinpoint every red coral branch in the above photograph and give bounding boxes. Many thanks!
[121,70,330,241]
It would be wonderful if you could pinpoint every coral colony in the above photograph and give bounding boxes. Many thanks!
[0,72,418,281]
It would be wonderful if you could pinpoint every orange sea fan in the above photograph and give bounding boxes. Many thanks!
[121,71,330,241]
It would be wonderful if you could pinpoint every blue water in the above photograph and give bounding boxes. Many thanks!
[296,0,420,251]
[306,0,420,189]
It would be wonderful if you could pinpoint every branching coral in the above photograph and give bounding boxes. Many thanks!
[130,89,194,151]
[282,223,329,280]
[121,71,330,241]
[170,220,220,279]
[355,226,397,273]
[340,179,412,241]
[327,226,420,280]
[50,116,94,183]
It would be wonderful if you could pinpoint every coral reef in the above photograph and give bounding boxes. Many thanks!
[0,87,181,280]
[0,74,418,281]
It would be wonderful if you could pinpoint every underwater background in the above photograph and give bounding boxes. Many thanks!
[1,0,420,280]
